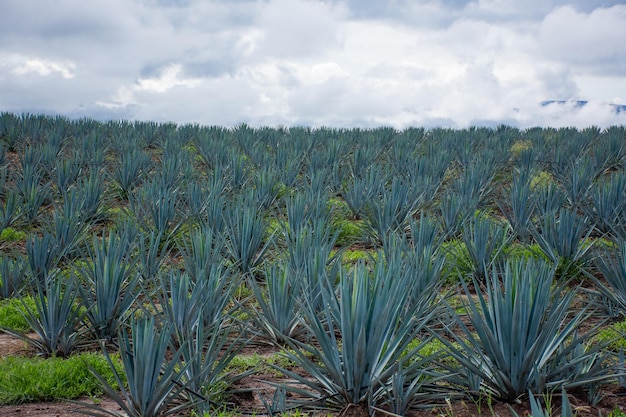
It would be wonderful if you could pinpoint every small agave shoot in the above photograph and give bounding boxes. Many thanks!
[436,258,614,403]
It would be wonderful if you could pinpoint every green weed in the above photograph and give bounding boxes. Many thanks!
[0,296,37,332]
[0,352,123,405]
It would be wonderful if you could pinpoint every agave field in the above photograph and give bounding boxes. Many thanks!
[1,112,626,416]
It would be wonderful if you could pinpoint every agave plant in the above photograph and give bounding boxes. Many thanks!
[51,151,82,192]
[2,271,86,357]
[247,262,303,343]
[49,189,88,259]
[252,164,281,210]
[176,318,248,414]
[112,147,152,198]
[26,231,61,284]
[135,230,171,281]
[374,352,450,416]
[532,208,594,278]
[84,315,197,417]
[436,258,613,402]
[592,239,626,317]
[534,181,567,218]
[159,263,236,341]
[178,224,227,282]
[15,164,50,225]
[76,169,107,223]
[277,258,440,411]
[77,228,140,341]
[499,167,536,242]
[556,156,599,210]
[341,167,384,220]
[284,221,340,314]
[439,191,477,239]
[129,181,182,239]
[364,177,415,243]
[0,253,27,299]
[459,213,509,280]
[224,193,273,275]
[0,189,20,231]
[586,172,626,236]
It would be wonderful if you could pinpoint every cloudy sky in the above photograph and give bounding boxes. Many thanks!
[1,0,625,128]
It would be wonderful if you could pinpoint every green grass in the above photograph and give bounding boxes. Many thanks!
[333,218,366,246]
[0,227,27,244]
[340,248,371,265]
[0,297,37,332]
[226,351,299,377]
[594,319,626,351]
[605,408,626,417]
[0,352,124,405]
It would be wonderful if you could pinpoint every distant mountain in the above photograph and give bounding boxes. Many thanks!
[541,100,626,114]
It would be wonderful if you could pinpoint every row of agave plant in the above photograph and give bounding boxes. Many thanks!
[0,113,625,415]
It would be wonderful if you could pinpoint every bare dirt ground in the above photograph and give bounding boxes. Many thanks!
[1,332,625,417]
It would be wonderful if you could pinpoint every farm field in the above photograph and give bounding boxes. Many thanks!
[1,112,626,416]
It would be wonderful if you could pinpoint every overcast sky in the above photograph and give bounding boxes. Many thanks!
[1,0,625,128]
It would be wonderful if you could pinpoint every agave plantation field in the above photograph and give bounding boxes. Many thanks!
[2,112,626,416]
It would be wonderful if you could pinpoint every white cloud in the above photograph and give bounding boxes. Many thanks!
[1,54,75,79]
[0,0,625,128]
[539,5,626,74]
[248,0,347,59]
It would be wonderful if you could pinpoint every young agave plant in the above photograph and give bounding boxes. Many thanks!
[247,262,303,343]
[84,315,197,417]
[26,231,61,284]
[364,177,416,244]
[178,225,227,282]
[224,193,273,275]
[532,208,594,279]
[176,319,248,414]
[77,228,139,341]
[460,213,509,281]
[0,253,27,299]
[592,239,626,316]
[499,167,535,243]
[0,189,20,231]
[277,258,440,411]
[2,271,86,357]
[436,258,613,403]
[159,265,237,344]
